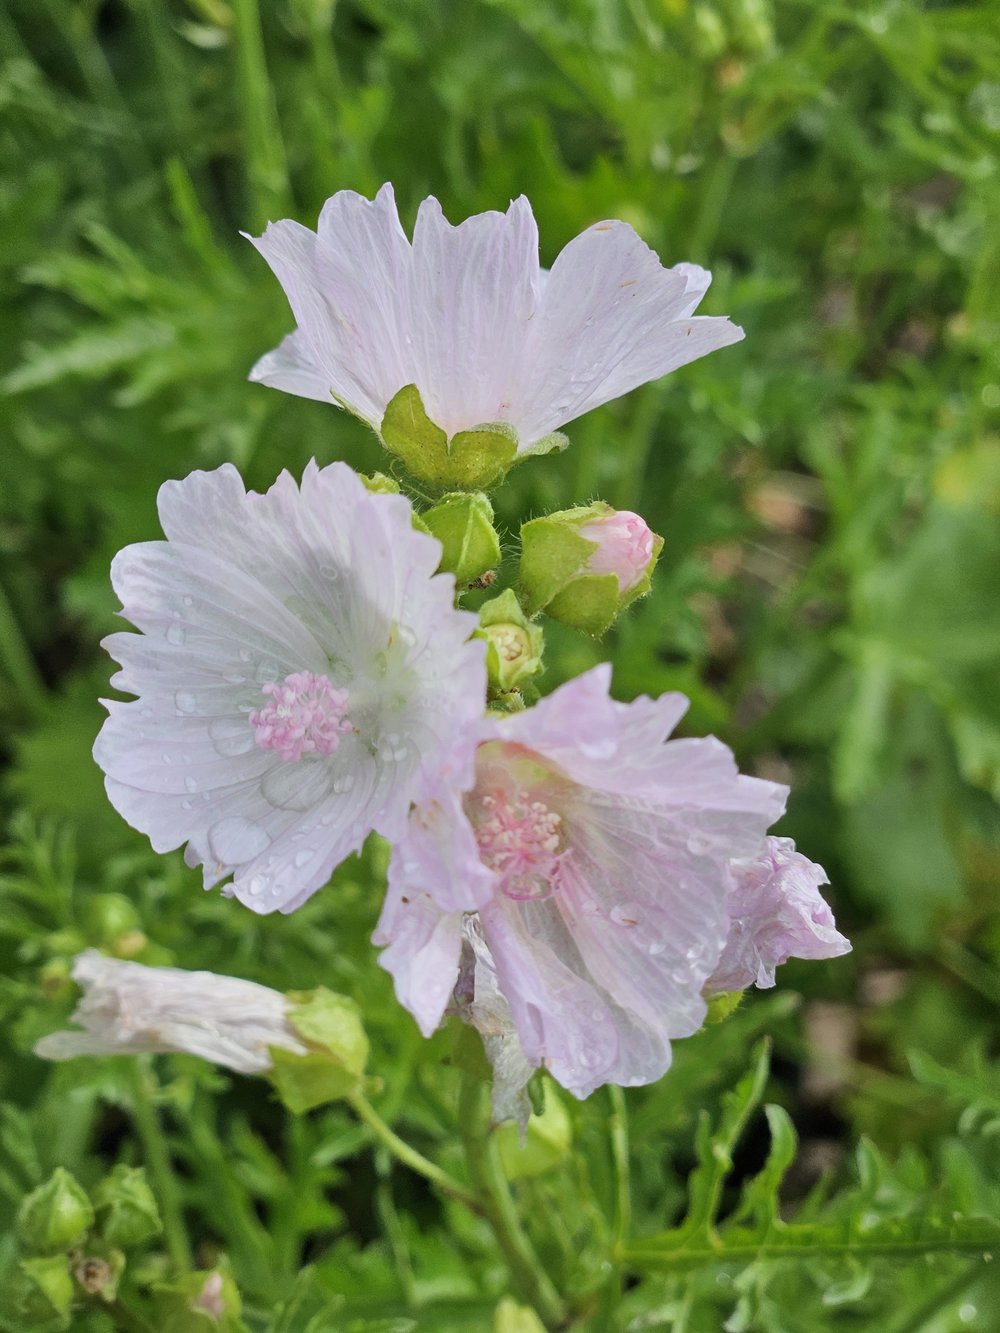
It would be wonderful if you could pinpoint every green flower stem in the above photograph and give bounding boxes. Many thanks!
[127,1060,192,1274]
[619,1229,1000,1271]
[456,1071,566,1328]
[347,1089,482,1215]
[608,1086,631,1250]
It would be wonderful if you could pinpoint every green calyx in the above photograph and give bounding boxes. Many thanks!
[379,384,569,491]
[93,1166,162,1247]
[269,987,370,1114]
[475,589,544,694]
[519,502,662,637]
[422,491,501,585]
[16,1168,94,1256]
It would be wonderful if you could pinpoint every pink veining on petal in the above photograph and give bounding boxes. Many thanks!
[470,785,567,901]
[578,510,656,594]
[250,671,351,763]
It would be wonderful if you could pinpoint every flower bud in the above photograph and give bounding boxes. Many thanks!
[494,1296,547,1333]
[93,1166,162,1247]
[269,987,369,1114]
[474,590,544,695]
[17,1168,94,1255]
[157,1268,243,1331]
[13,1255,74,1323]
[380,384,518,491]
[421,492,501,586]
[519,503,662,636]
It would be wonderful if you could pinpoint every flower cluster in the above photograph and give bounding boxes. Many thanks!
[41,187,849,1115]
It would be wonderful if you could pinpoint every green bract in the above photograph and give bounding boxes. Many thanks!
[380,384,518,490]
[269,987,369,1114]
[93,1165,162,1247]
[422,492,501,585]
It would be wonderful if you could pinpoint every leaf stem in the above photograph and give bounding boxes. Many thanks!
[456,1070,566,1328]
[127,1060,193,1274]
[347,1089,481,1215]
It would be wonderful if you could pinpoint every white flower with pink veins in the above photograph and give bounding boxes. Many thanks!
[247,184,743,451]
[93,461,486,913]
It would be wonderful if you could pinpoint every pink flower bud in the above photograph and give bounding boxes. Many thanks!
[577,510,656,594]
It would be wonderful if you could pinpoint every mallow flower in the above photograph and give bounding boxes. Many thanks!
[374,665,849,1100]
[248,185,743,480]
[35,951,306,1074]
[94,461,485,913]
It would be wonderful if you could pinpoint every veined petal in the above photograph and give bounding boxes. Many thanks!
[373,883,464,1038]
[407,195,540,436]
[249,329,336,404]
[511,220,743,444]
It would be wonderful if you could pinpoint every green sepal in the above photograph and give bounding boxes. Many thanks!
[546,573,621,638]
[358,472,401,495]
[15,1255,74,1325]
[475,589,544,693]
[380,385,517,490]
[421,492,501,585]
[17,1168,94,1256]
[705,990,745,1025]
[496,1082,572,1181]
[93,1165,162,1247]
[510,430,569,463]
[269,988,369,1114]
[518,511,597,615]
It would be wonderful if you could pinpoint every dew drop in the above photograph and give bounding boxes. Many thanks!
[166,623,185,646]
[161,752,172,765]
[182,595,193,606]
[648,939,667,956]
[175,691,197,714]
[181,798,195,811]
[208,817,271,864]
[184,776,198,793]
[246,875,266,897]
[332,775,355,794]
[293,849,312,868]
[209,716,254,758]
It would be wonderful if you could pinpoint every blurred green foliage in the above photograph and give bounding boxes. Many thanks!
[1,0,999,1327]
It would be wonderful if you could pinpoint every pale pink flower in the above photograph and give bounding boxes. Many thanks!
[706,837,851,993]
[248,185,743,451]
[94,462,485,913]
[34,951,305,1074]
[577,509,657,594]
[374,666,788,1099]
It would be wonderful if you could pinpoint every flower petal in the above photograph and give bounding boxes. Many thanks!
[249,329,336,404]
[407,195,541,436]
[373,883,464,1037]
[511,220,743,444]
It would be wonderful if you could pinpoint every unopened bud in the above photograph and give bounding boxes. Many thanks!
[93,1166,162,1247]
[519,503,662,637]
[475,590,544,694]
[17,1168,94,1255]
[157,1267,243,1331]
[422,492,501,586]
[14,1255,74,1322]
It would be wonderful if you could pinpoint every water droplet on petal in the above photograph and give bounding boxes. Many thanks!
[648,939,666,956]
[175,691,197,714]
[246,875,266,897]
[208,817,271,865]
[166,623,185,646]
[209,716,254,758]
[182,595,193,606]
[184,776,198,793]
[293,849,312,868]
[161,752,172,765]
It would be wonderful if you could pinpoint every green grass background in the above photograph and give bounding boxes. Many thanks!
[1,1,999,1329]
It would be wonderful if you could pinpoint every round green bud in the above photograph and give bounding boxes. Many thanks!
[421,492,501,586]
[17,1168,94,1255]
[474,590,544,694]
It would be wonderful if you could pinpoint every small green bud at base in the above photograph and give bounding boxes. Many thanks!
[156,1267,244,1332]
[17,1168,94,1255]
[93,1165,162,1247]
[422,492,501,585]
[380,384,518,491]
[475,590,544,694]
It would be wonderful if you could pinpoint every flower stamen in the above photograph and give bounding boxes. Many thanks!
[250,671,351,763]
[473,787,567,901]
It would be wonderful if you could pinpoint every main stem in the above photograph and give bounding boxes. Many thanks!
[128,1060,192,1273]
[457,1070,566,1328]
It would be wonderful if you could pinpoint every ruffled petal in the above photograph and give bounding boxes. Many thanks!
[511,220,743,444]
[407,195,540,436]
[708,837,852,992]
